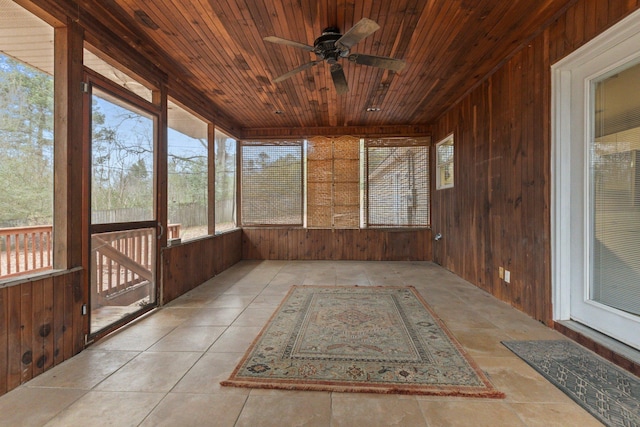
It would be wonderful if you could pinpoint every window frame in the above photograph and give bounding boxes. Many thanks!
[166,98,211,242]
[240,140,304,227]
[435,133,454,190]
[364,137,431,228]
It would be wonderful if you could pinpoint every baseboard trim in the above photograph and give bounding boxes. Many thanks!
[554,320,640,377]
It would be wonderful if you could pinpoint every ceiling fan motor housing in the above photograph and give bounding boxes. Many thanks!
[314,27,348,61]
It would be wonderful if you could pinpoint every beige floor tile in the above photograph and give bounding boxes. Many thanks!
[232,307,278,327]
[208,326,262,353]
[133,307,199,327]
[450,328,516,357]
[174,352,249,395]
[509,402,604,426]
[25,350,139,389]
[205,294,256,308]
[139,393,248,427]
[43,391,164,427]
[265,271,303,286]
[0,387,86,427]
[331,393,427,427]
[88,324,176,351]
[479,356,574,404]
[248,294,287,309]
[0,260,629,427]
[235,392,332,427]
[147,326,226,352]
[181,307,244,326]
[95,351,201,392]
[418,400,526,427]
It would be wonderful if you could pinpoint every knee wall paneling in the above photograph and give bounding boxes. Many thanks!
[0,269,84,395]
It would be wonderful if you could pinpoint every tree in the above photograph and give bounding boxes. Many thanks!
[0,55,54,226]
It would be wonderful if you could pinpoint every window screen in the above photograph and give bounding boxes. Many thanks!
[241,142,303,225]
[366,139,430,227]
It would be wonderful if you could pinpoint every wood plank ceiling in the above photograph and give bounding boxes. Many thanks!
[72,0,575,133]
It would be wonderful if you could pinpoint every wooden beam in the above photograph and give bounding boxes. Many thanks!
[241,125,432,140]
[53,23,84,269]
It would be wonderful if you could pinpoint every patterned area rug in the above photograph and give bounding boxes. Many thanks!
[221,286,504,397]
[503,340,640,427]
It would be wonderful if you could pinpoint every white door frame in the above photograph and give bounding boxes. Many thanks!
[552,8,640,350]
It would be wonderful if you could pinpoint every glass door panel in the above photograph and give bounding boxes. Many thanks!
[590,61,640,318]
[89,84,158,335]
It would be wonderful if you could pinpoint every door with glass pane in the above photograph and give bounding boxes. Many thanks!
[571,59,640,349]
[88,80,159,336]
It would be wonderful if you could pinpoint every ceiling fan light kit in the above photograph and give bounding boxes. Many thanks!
[264,18,406,94]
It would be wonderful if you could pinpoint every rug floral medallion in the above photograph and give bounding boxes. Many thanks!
[222,286,504,397]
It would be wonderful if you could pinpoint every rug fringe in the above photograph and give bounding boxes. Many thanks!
[220,379,506,398]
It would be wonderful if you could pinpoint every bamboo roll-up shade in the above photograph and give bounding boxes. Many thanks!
[307,136,360,228]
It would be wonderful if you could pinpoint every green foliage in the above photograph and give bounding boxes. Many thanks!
[0,55,54,226]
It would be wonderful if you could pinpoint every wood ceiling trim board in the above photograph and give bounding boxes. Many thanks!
[431,0,579,125]
[240,124,431,139]
[401,1,464,123]
[79,0,175,74]
[350,0,383,124]
[364,0,425,125]
[217,0,285,123]
[245,0,308,126]
[272,1,314,127]
[210,0,282,126]
[117,2,222,117]
[133,1,241,130]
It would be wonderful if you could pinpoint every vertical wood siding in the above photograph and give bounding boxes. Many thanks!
[242,228,432,261]
[161,229,242,303]
[0,269,84,395]
[431,0,640,325]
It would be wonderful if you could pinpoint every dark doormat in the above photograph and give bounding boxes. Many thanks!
[502,340,640,427]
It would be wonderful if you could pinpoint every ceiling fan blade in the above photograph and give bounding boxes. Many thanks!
[335,18,380,49]
[264,36,314,52]
[272,61,321,83]
[330,63,349,95]
[348,53,406,72]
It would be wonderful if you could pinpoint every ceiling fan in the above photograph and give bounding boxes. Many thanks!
[264,18,406,95]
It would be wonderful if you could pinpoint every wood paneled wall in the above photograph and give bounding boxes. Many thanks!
[161,230,242,303]
[430,0,640,325]
[0,270,84,395]
[242,228,431,261]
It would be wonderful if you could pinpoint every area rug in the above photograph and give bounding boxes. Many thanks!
[221,285,504,397]
[503,340,640,427]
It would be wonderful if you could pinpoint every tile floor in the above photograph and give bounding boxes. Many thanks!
[0,260,607,426]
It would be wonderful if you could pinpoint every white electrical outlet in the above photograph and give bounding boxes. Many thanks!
[504,270,511,283]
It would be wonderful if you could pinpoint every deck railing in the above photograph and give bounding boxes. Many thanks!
[0,224,180,281]
[0,225,53,278]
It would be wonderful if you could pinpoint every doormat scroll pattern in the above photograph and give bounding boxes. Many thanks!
[503,340,640,427]
[222,285,504,397]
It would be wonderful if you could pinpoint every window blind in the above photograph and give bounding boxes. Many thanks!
[241,142,303,226]
[590,60,640,316]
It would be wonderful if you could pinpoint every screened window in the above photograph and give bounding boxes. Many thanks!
[215,129,237,232]
[0,2,54,278]
[167,100,209,241]
[241,141,303,226]
[84,48,153,102]
[365,138,430,227]
[436,134,454,189]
